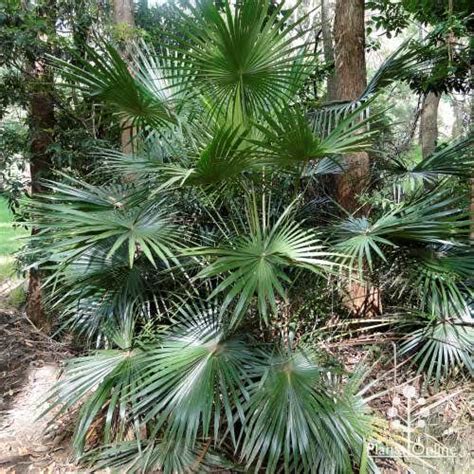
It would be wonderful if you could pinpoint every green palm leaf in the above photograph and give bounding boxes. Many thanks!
[82,437,232,474]
[165,0,313,122]
[240,349,373,473]
[133,301,259,447]
[388,137,474,183]
[191,198,335,323]
[28,179,182,268]
[400,247,473,316]
[334,190,471,271]
[51,42,177,130]
[250,101,378,170]
[44,315,144,454]
[398,312,473,386]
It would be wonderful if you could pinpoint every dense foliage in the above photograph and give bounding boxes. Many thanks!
[0,0,472,472]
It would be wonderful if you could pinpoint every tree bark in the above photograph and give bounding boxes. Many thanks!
[419,91,441,158]
[112,0,135,154]
[112,0,135,27]
[321,0,337,101]
[26,1,56,330]
[333,0,369,213]
[332,0,381,316]
[451,96,465,139]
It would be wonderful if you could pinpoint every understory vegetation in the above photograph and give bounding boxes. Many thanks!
[0,0,472,472]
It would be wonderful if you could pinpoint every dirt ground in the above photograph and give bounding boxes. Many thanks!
[0,306,76,473]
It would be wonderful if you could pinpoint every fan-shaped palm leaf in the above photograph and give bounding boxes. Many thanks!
[333,190,471,271]
[52,43,177,130]
[82,437,233,474]
[133,301,259,447]
[400,247,473,316]
[44,314,145,454]
[250,101,378,170]
[191,198,335,323]
[240,349,373,473]
[165,0,312,121]
[387,137,474,183]
[398,312,473,386]
[28,179,182,268]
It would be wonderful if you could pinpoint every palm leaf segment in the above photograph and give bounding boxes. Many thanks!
[52,42,176,130]
[388,136,474,183]
[44,316,144,454]
[398,312,473,385]
[169,0,312,121]
[405,247,473,315]
[193,199,335,323]
[133,302,259,448]
[241,349,372,473]
[252,101,379,170]
[29,178,182,268]
[333,190,470,271]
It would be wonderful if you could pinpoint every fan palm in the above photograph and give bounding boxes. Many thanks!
[397,311,473,386]
[26,0,473,472]
[190,196,336,324]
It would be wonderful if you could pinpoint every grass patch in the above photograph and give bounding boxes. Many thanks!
[7,284,26,307]
[0,256,16,282]
[0,195,28,255]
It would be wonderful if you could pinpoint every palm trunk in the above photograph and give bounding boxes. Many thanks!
[333,0,369,213]
[419,91,441,159]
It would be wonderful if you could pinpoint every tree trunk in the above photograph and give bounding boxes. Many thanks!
[321,0,337,101]
[333,0,369,213]
[419,91,441,159]
[451,96,465,139]
[333,0,380,316]
[26,2,56,330]
[112,0,135,27]
[112,0,135,155]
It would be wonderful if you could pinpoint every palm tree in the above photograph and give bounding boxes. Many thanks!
[27,1,472,472]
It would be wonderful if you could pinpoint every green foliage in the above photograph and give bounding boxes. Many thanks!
[164,0,313,122]
[17,0,473,472]
[333,190,470,271]
[398,311,473,385]
[48,306,374,473]
[0,195,27,254]
[28,178,182,268]
[192,197,335,324]
[241,349,372,473]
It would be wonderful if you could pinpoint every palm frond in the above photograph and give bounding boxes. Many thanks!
[400,247,473,316]
[333,190,471,271]
[240,348,373,473]
[82,438,233,474]
[164,0,313,122]
[28,179,182,268]
[51,42,177,130]
[44,314,145,454]
[310,40,428,136]
[398,312,473,386]
[190,198,335,324]
[388,137,474,183]
[250,101,377,170]
[133,301,259,447]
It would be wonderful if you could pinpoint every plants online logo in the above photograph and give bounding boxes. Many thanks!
[368,384,472,468]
